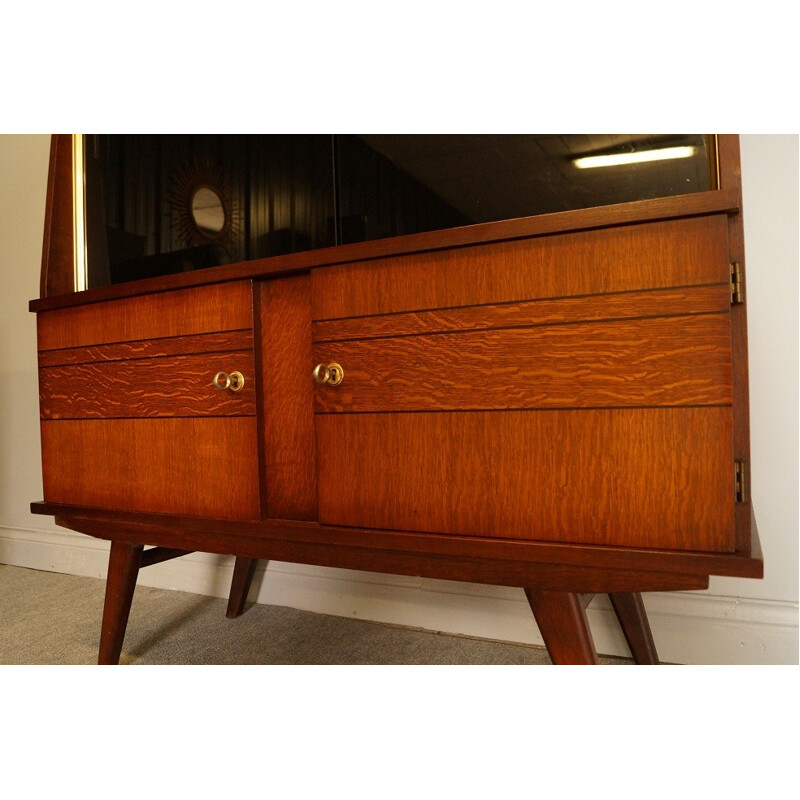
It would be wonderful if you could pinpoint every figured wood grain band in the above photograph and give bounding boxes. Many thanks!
[39,350,256,419]
[313,313,732,413]
[311,284,730,343]
[38,330,254,367]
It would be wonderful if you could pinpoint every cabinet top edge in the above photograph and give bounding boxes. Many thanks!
[30,188,740,314]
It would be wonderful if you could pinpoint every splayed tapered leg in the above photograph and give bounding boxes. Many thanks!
[226,557,260,619]
[609,592,659,664]
[98,541,144,665]
[525,589,599,664]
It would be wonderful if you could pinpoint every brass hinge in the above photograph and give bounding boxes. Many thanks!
[730,261,744,305]
[734,460,748,503]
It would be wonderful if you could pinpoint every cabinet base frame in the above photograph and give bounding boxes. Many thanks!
[31,502,762,665]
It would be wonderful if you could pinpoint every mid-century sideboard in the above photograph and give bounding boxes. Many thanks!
[29,134,762,664]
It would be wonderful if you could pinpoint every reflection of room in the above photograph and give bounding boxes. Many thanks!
[82,134,713,289]
[191,187,225,234]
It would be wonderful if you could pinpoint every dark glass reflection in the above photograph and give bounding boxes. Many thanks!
[83,134,713,288]
[84,134,337,288]
[350,134,713,229]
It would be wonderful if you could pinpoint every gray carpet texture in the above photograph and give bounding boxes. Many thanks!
[0,564,630,665]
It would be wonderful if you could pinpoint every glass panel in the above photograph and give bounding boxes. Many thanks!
[81,134,714,288]
[83,134,336,288]
[339,134,715,242]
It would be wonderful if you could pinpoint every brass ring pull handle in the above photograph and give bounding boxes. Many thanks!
[312,362,344,386]
[213,371,245,392]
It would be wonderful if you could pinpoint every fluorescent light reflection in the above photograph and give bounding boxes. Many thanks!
[573,145,697,170]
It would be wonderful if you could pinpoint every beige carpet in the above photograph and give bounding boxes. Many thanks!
[0,564,630,665]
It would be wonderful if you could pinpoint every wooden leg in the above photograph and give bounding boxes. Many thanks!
[98,541,144,665]
[525,589,599,664]
[609,592,660,664]
[226,557,260,619]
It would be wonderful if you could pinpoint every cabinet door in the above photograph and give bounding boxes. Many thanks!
[310,216,737,552]
[37,281,260,520]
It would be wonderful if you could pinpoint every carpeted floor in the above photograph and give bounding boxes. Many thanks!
[0,564,630,665]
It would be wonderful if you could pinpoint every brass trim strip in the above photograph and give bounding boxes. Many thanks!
[708,134,720,191]
[72,134,87,292]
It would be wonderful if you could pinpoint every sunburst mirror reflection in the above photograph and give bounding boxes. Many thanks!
[169,160,241,258]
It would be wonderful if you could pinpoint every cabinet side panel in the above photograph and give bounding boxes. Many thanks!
[259,276,318,520]
[40,134,76,299]
[316,408,735,552]
[311,216,730,320]
[718,135,752,552]
[40,418,260,520]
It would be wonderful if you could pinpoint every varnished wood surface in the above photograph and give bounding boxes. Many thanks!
[311,216,729,321]
[36,280,254,351]
[40,418,260,520]
[98,541,143,665]
[525,590,599,664]
[226,556,259,619]
[30,135,758,664]
[313,313,732,413]
[312,284,730,343]
[34,502,762,580]
[609,592,660,664]
[316,407,735,551]
[39,350,255,419]
[49,511,712,593]
[259,276,318,520]
[31,189,740,313]
[38,330,253,367]
[40,134,75,299]
[139,547,193,568]
[718,136,752,553]
[39,349,256,419]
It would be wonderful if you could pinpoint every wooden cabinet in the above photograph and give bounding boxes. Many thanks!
[310,215,736,552]
[36,281,260,520]
[29,135,762,664]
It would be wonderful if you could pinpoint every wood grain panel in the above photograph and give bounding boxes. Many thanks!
[36,280,254,351]
[312,285,730,343]
[311,216,729,320]
[259,276,317,520]
[314,313,732,412]
[40,418,259,520]
[40,350,255,419]
[316,407,735,552]
[38,330,253,367]
[40,134,75,299]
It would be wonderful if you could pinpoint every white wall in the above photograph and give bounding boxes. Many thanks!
[0,135,55,535]
[1,133,797,664]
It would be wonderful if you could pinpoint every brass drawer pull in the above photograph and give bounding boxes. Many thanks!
[312,362,344,386]
[213,370,245,392]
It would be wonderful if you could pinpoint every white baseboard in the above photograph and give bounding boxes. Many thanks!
[2,524,797,665]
